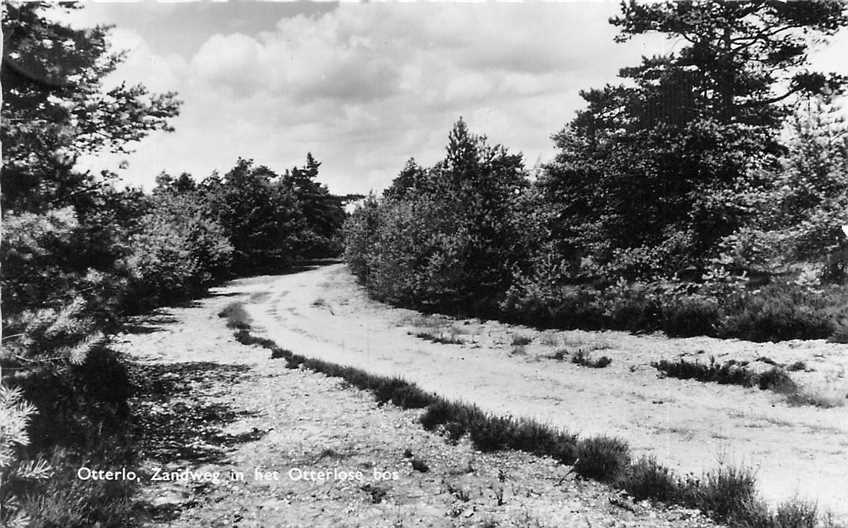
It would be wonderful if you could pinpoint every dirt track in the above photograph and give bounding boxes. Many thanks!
[237,263,848,519]
[118,272,719,527]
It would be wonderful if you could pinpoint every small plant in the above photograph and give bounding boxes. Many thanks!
[756,356,780,366]
[218,302,251,329]
[620,456,677,501]
[361,483,388,504]
[547,349,569,361]
[414,331,464,345]
[574,436,630,482]
[493,485,505,506]
[757,367,798,394]
[786,361,807,372]
[786,390,845,409]
[510,345,527,356]
[678,465,764,523]
[772,499,818,528]
[653,358,756,387]
[411,457,429,473]
[511,334,533,346]
[446,482,471,502]
[572,350,612,368]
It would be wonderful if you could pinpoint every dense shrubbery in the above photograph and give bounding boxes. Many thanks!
[346,117,848,342]
[344,120,529,315]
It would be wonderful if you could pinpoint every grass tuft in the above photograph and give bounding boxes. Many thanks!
[574,436,630,482]
[571,349,612,368]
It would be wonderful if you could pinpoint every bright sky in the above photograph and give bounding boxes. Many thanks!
[60,2,848,195]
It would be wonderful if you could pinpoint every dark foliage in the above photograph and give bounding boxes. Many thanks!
[574,436,630,482]
[571,350,612,369]
[717,286,834,342]
[620,456,678,502]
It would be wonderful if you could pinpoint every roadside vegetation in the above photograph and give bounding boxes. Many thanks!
[221,304,836,528]
[344,2,848,344]
[0,3,347,525]
[654,358,845,408]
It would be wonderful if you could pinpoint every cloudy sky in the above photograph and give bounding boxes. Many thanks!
[61,2,848,195]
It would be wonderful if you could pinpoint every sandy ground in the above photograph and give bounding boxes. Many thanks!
[116,281,719,528]
[233,264,848,519]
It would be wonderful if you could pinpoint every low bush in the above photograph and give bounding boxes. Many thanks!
[757,368,798,394]
[571,350,612,368]
[717,285,833,342]
[772,499,818,528]
[661,295,720,337]
[679,465,764,524]
[574,436,630,482]
[620,456,677,501]
[653,358,756,387]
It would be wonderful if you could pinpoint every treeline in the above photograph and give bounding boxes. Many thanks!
[345,1,848,344]
[0,3,345,525]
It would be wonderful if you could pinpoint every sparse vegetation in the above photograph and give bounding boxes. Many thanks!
[653,359,841,408]
[571,350,612,368]
[224,317,839,528]
[414,331,465,345]
[511,334,533,346]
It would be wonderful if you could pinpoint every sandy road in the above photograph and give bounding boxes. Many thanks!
[118,272,720,527]
[238,263,848,519]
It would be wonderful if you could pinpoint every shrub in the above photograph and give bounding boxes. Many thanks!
[653,358,757,387]
[757,368,798,394]
[772,499,818,528]
[603,285,662,332]
[620,456,678,501]
[678,465,764,524]
[717,285,833,342]
[571,350,612,368]
[126,193,233,308]
[661,295,720,337]
[574,436,630,482]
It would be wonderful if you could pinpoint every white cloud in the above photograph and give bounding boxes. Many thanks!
[84,3,823,195]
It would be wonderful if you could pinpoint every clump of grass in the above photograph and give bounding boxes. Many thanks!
[786,389,845,409]
[757,367,798,394]
[773,499,818,528]
[679,465,764,524]
[653,357,757,387]
[786,361,807,372]
[360,483,388,504]
[411,457,429,472]
[653,358,835,409]
[511,334,533,346]
[510,345,527,356]
[419,400,579,464]
[756,356,780,366]
[414,331,464,345]
[620,456,677,501]
[574,436,630,481]
[547,349,569,361]
[572,349,612,368]
[218,302,251,329]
